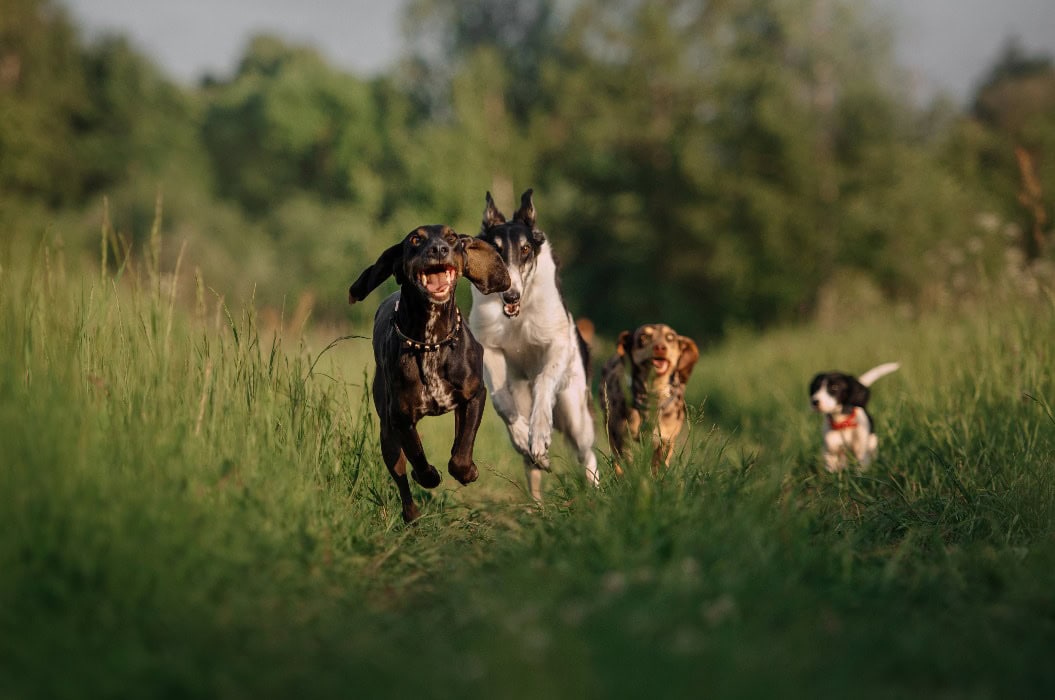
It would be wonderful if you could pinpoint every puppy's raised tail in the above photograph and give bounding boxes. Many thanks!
[859,362,901,387]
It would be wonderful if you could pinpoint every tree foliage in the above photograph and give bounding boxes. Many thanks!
[2,0,1051,338]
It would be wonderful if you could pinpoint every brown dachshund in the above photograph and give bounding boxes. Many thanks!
[601,324,699,474]
[348,225,509,522]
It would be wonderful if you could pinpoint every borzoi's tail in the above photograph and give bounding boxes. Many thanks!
[859,362,900,387]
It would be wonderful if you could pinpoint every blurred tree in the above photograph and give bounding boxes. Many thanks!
[969,40,1055,259]
[529,0,953,338]
[402,0,559,122]
[201,35,386,216]
[0,0,89,205]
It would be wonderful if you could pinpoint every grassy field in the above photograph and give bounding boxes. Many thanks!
[2,229,1054,699]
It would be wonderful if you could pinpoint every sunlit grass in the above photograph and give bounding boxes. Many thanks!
[1,224,1054,698]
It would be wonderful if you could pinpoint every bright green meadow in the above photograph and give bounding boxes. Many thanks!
[1,231,1054,699]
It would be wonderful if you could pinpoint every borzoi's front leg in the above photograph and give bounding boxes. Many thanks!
[481,347,531,455]
[527,345,571,468]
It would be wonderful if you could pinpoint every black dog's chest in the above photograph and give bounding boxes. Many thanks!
[402,351,458,416]
[389,346,481,418]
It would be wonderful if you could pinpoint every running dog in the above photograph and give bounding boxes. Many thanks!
[468,189,599,502]
[601,324,699,473]
[809,362,900,472]
[348,225,509,522]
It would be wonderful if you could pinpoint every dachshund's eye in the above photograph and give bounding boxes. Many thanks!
[666,332,675,341]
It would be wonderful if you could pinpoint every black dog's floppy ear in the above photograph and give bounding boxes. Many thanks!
[348,242,404,304]
[846,378,871,407]
[513,188,536,229]
[482,191,506,231]
[457,236,510,295]
[675,336,699,385]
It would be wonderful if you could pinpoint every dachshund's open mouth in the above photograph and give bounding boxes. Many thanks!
[651,357,671,374]
[419,264,457,302]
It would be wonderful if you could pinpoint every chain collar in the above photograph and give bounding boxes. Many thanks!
[392,303,461,352]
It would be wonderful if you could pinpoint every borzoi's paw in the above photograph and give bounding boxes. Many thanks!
[529,423,552,467]
[507,417,531,453]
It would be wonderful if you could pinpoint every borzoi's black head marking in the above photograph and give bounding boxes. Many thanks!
[478,189,546,318]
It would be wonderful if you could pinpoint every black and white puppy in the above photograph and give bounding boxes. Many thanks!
[809,362,900,472]
[469,189,599,502]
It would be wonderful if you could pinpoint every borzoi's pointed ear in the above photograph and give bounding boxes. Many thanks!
[348,242,404,304]
[513,188,536,229]
[675,336,699,385]
[482,191,506,231]
[457,236,510,295]
[846,378,870,407]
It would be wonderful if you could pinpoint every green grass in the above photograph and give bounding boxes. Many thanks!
[2,230,1054,699]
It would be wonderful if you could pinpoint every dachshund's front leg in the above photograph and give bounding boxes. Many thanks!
[449,390,485,485]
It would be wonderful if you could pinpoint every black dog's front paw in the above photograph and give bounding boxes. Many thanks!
[411,464,442,489]
[448,459,479,485]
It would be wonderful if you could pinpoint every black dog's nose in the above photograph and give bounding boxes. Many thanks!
[428,243,450,260]
[502,290,520,304]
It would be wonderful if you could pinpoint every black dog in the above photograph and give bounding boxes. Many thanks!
[348,225,510,522]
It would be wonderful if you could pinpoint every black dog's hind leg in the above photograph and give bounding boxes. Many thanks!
[449,391,485,485]
[380,428,420,523]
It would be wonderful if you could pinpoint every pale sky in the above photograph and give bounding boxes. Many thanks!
[62,0,1055,103]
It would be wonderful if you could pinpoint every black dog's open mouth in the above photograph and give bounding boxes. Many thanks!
[418,264,457,302]
[651,357,671,374]
[502,301,521,318]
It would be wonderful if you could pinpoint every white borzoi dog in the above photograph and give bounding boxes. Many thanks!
[469,189,599,501]
[809,362,900,472]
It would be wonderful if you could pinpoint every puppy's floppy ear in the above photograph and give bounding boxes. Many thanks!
[675,336,699,385]
[482,191,506,231]
[348,242,404,304]
[615,330,632,358]
[809,373,825,395]
[846,378,871,407]
[457,236,510,295]
[513,188,536,228]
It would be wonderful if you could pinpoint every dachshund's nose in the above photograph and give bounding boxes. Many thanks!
[502,290,520,304]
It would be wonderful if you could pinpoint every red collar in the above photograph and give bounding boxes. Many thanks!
[828,409,859,430]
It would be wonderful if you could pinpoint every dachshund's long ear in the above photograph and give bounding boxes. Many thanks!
[846,378,871,408]
[513,188,536,229]
[457,236,510,295]
[675,336,699,385]
[615,330,632,359]
[482,191,506,232]
[348,242,403,304]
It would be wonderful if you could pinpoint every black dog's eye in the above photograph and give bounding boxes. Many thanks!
[445,232,458,245]
[408,235,421,246]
